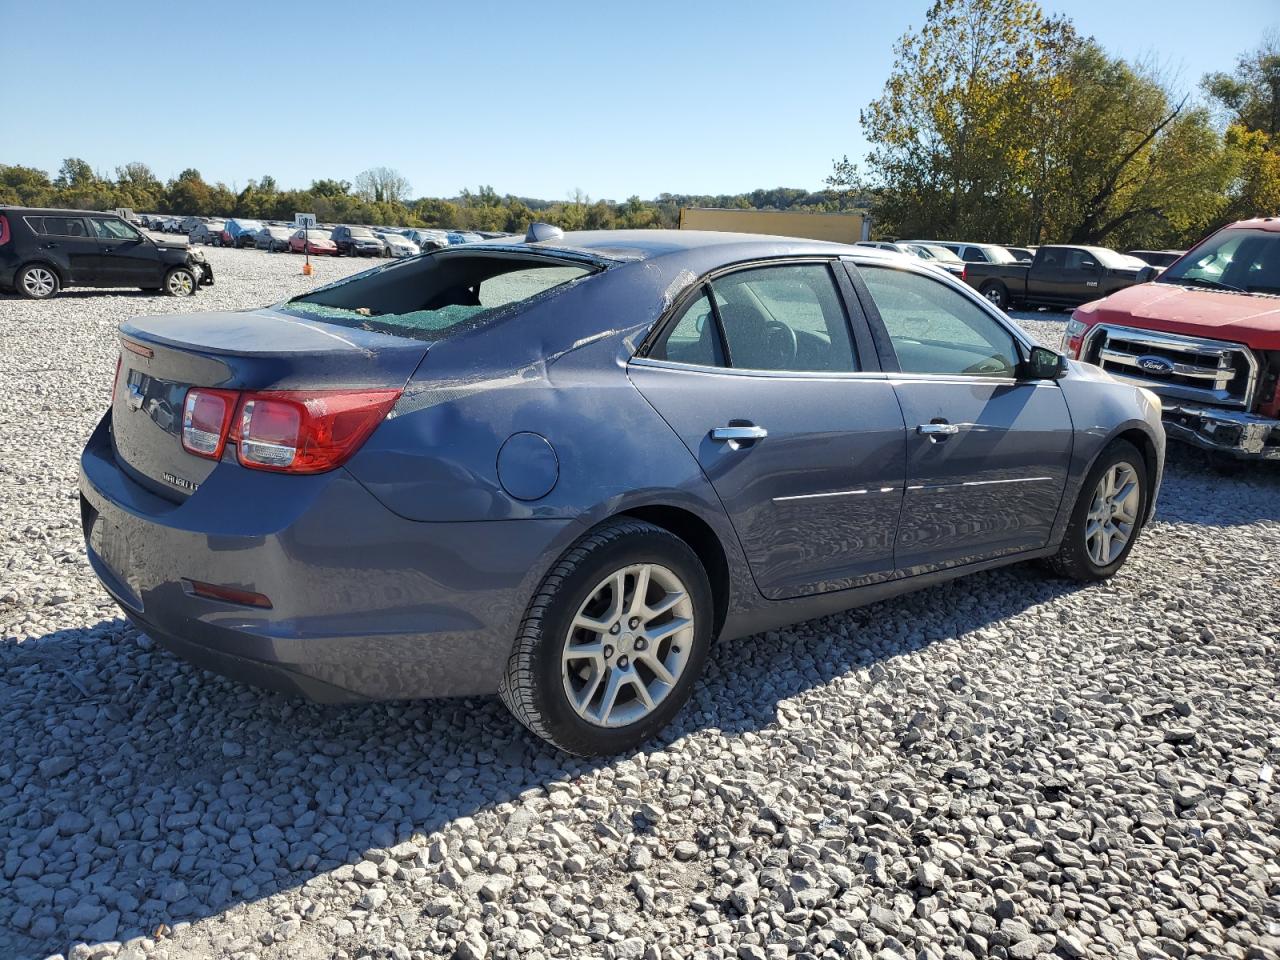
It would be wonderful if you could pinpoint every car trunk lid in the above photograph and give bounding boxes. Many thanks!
[111,308,429,501]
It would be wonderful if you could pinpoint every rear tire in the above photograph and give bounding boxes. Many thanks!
[1048,440,1147,581]
[498,518,714,756]
[16,264,60,300]
[981,281,1009,310]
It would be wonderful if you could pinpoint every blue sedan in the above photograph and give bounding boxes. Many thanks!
[80,226,1164,755]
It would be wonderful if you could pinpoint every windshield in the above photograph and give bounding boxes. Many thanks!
[348,227,375,238]
[305,230,330,240]
[280,253,597,342]
[1158,228,1280,295]
[920,244,962,262]
[985,246,1017,264]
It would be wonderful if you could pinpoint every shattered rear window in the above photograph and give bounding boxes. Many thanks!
[279,253,597,341]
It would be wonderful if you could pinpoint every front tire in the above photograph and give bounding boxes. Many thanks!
[163,266,197,297]
[1048,440,1147,581]
[16,264,60,300]
[499,518,714,756]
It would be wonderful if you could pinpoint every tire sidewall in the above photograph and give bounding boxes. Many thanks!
[530,529,713,755]
[982,281,1008,310]
[1071,440,1148,577]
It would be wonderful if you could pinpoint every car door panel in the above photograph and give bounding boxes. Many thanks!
[629,363,907,598]
[36,216,99,284]
[891,377,1072,573]
[849,261,1075,573]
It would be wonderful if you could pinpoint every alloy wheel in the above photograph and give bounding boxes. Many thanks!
[561,562,694,728]
[23,268,56,298]
[167,271,194,296]
[1085,461,1141,566]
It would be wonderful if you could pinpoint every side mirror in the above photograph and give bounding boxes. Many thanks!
[1136,265,1160,284]
[1020,345,1066,380]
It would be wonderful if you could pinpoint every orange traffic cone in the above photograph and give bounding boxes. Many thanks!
[302,261,313,276]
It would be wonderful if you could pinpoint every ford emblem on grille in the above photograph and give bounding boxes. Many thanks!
[1137,355,1175,376]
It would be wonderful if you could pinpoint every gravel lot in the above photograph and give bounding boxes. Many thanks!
[1,246,1278,960]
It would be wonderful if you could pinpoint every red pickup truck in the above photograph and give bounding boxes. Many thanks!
[1062,218,1280,463]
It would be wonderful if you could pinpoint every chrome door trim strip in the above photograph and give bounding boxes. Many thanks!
[773,485,900,503]
[906,476,1054,492]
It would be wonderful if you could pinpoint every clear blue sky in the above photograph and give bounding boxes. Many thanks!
[6,0,1275,201]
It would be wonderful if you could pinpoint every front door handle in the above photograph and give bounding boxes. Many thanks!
[917,421,959,442]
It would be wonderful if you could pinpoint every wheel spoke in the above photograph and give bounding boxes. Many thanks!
[641,651,676,686]
[572,612,612,635]
[595,669,625,725]
[628,564,651,617]
[573,665,605,715]
[643,616,691,646]
[643,590,686,619]
[631,675,655,711]
[563,639,605,664]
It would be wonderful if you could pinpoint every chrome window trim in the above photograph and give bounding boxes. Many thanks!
[628,356,888,381]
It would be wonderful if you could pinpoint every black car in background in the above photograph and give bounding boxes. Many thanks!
[331,225,386,257]
[961,244,1145,310]
[0,206,212,299]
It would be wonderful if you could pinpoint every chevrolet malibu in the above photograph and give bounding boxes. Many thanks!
[80,227,1165,755]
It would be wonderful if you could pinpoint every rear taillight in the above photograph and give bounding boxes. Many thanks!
[233,390,401,473]
[182,388,238,459]
[178,387,400,473]
[960,265,967,282]
[0,214,10,246]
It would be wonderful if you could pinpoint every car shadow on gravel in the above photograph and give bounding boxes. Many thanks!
[0,559,1087,957]
[1155,447,1280,527]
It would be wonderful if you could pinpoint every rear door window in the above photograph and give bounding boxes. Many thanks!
[42,216,89,237]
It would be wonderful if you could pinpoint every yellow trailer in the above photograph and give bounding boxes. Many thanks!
[678,207,870,244]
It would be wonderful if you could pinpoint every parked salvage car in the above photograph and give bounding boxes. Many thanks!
[189,221,226,246]
[0,206,212,299]
[1065,218,1280,463]
[911,240,1019,265]
[80,227,1163,755]
[255,226,293,252]
[962,244,1145,310]
[376,231,420,258]
[401,228,449,252]
[1127,249,1184,269]
[223,218,264,248]
[288,228,337,255]
[332,225,386,257]
[855,241,965,277]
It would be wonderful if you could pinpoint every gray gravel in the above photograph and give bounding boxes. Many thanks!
[1,249,1278,960]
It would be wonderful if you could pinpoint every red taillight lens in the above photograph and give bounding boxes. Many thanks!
[0,214,10,246]
[232,389,401,473]
[181,388,238,459]
[961,265,968,281]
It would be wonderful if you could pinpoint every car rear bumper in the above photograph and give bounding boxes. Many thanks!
[1160,401,1280,460]
[78,412,575,702]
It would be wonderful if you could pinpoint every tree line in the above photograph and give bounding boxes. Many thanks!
[0,162,856,234]
[830,0,1280,249]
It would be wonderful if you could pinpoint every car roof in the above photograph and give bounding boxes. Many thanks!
[1224,217,1280,232]
[470,229,856,263]
[0,205,120,217]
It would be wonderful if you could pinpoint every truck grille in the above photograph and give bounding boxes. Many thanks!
[1083,324,1257,409]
